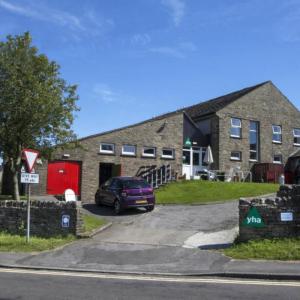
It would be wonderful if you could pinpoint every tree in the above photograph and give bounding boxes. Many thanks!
[0,32,79,200]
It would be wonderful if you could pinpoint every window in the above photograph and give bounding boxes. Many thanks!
[162,148,174,159]
[293,128,300,146]
[249,121,259,161]
[142,147,156,157]
[182,150,190,164]
[230,151,241,161]
[122,145,136,156]
[273,154,282,164]
[230,118,241,138]
[100,143,115,154]
[272,125,282,143]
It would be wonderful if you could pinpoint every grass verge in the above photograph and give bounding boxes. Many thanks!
[82,214,107,234]
[155,181,279,204]
[224,238,300,260]
[0,195,27,200]
[0,214,107,252]
[0,233,76,252]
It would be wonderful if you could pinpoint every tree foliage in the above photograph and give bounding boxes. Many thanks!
[0,32,79,199]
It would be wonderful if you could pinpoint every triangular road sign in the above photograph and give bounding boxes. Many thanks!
[23,149,39,173]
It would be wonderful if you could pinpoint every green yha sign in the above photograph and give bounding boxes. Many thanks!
[185,138,192,147]
[242,207,265,228]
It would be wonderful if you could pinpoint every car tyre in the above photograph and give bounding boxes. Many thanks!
[95,194,102,206]
[146,205,154,212]
[114,200,122,215]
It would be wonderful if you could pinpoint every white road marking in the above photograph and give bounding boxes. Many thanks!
[0,268,299,287]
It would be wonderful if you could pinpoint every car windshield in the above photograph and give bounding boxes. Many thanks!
[123,180,151,189]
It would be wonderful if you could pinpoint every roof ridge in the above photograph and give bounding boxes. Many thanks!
[182,81,270,114]
[78,81,271,141]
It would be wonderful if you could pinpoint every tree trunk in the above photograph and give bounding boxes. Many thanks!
[10,156,21,201]
[12,170,20,201]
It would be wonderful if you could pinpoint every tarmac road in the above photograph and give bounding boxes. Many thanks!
[0,268,299,300]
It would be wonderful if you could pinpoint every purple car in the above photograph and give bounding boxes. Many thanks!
[95,176,155,214]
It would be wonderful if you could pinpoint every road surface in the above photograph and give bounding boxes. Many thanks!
[0,268,299,300]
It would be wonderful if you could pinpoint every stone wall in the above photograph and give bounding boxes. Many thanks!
[239,185,300,241]
[0,200,84,237]
[217,82,300,172]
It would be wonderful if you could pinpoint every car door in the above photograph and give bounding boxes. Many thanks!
[99,179,112,205]
[106,179,120,205]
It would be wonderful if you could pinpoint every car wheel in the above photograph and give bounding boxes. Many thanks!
[95,194,102,206]
[114,200,122,215]
[146,205,154,212]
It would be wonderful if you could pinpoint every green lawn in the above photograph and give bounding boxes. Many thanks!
[0,214,106,252]
[155,181,279,204]
[224,238,300,260]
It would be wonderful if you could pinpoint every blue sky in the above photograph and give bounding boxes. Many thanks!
[1,0,300,138]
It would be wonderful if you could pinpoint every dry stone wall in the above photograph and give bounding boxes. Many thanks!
[239,185,300,241]
[0,200,84,237]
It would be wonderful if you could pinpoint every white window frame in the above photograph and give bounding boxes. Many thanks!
[230,118,242,138]
[230,151,241,161]
[272,125,282,143]
[161,148,175,159]
[122,144,136,156]
[293,128,300,146]
[142,147,156,158]
[273,154,282,164]
[100,143,115,154]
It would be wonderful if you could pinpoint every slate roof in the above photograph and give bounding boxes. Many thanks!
[183,81,270,119]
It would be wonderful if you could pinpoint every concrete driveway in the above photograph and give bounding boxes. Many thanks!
[83,201,239,249]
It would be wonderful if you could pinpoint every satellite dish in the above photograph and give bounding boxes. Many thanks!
[65,189,76,202]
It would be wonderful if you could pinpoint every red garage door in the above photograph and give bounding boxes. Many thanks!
[47,161,81,195]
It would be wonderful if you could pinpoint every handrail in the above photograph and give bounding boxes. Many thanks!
[141,164,172,188]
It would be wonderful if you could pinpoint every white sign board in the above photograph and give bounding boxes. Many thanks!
[21,173,39,184]
[280,212,293,222]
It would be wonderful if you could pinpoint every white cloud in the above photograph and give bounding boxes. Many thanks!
[149,46,185,58]
[0,0,84,31]
[149,42,197,59]
[131,33,151,46]
[161,0,185,26]
[92,83,118,103]
[0,0,114,40]
[179,42,197,52]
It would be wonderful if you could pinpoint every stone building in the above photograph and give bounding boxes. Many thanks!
[32,81,300,203]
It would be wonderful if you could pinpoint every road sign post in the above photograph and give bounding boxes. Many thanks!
[22,149,39,243]
[27,183,31,243]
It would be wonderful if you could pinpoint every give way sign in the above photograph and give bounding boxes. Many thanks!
[22,149,39,173]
